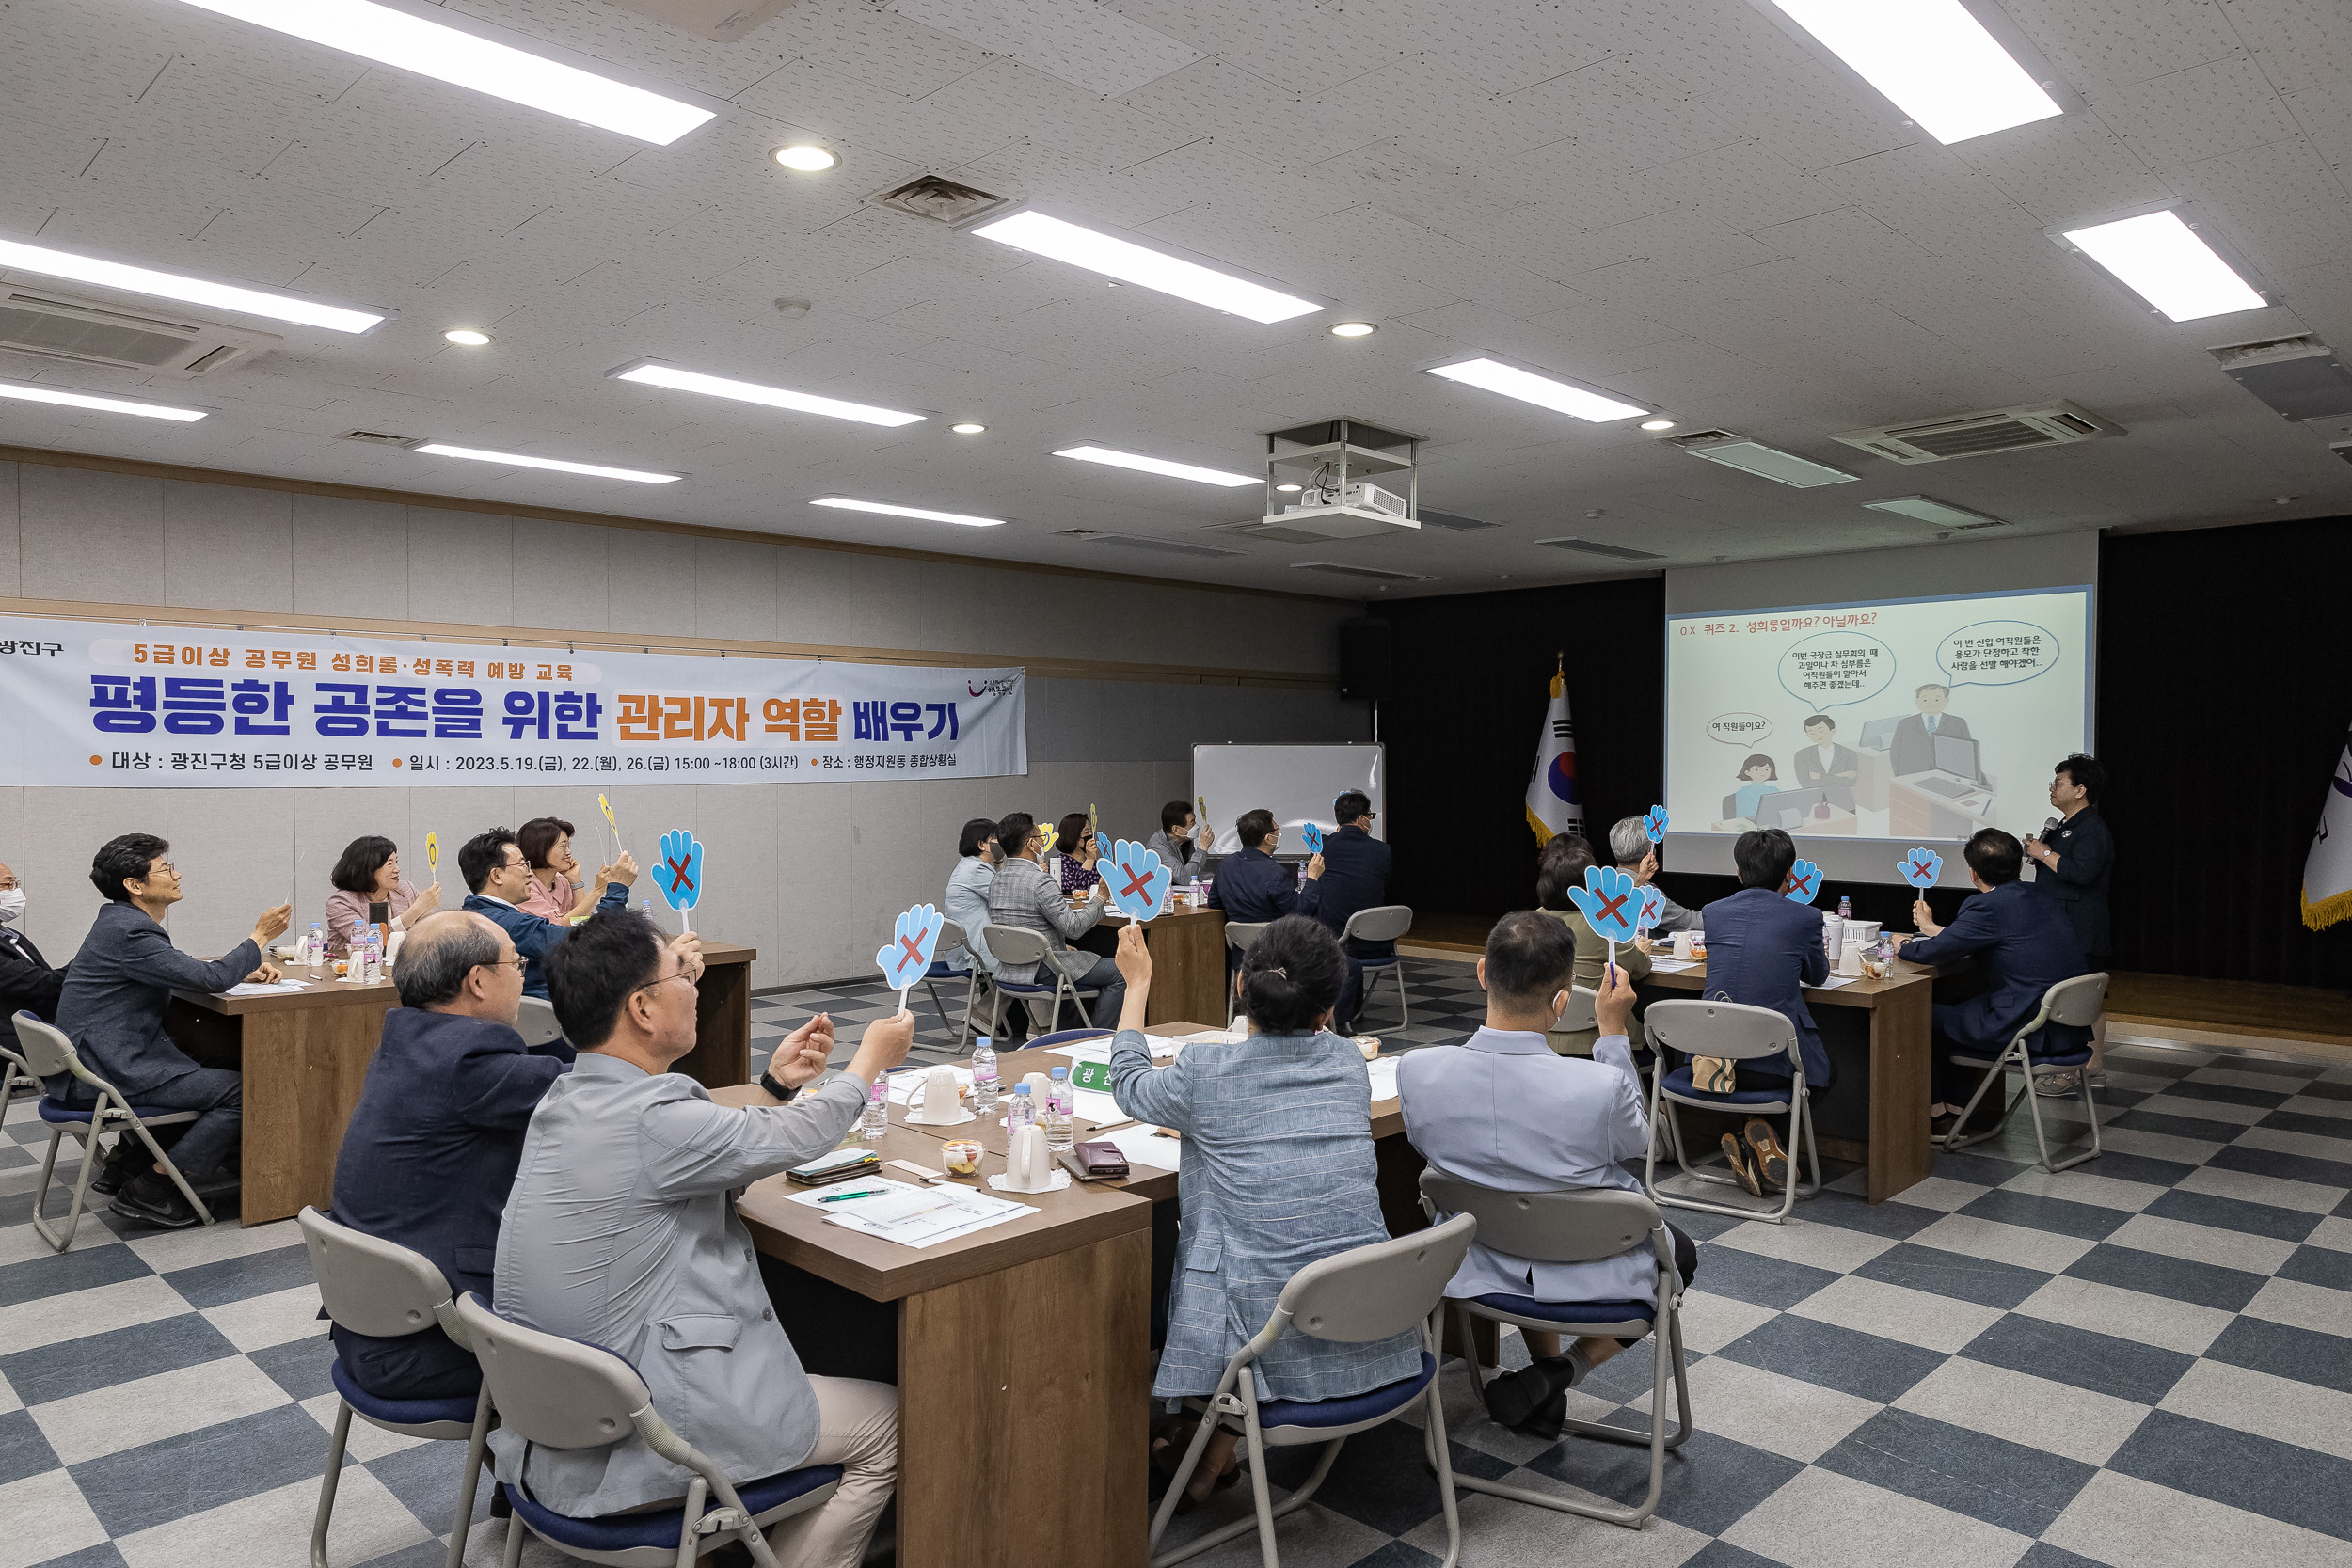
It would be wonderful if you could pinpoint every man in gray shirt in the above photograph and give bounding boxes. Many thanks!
[488,909,910,1568]
[1146,799,1211,885]
[1608,815,1696,936]
[987,811,1126,1027]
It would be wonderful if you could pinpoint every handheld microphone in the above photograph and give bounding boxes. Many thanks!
[2041,816,2061,840]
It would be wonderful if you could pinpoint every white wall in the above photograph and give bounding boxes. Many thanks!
[0,460,1361,987]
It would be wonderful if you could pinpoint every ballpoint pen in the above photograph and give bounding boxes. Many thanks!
[816,1187,885,1203]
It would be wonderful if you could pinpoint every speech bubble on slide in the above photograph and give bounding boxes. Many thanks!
[1936,620,2060,689]
[1707,713,1773,746]
[1777,631,1896,710]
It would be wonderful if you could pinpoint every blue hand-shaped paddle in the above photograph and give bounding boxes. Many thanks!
[1638,885,1667,934]
[1103,838,1173,921]
[1643,805,1669,843]
[652,830,704,931]
[1299,821,1326,855]
[874,904,942,1006]
[1784,858,1822,904]
[1899,847,1945,890]
[1567,864,1641,944]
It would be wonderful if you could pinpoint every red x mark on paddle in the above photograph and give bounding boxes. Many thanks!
[1788,870,1815,896]
[898,928,930,968]
[1118,864,1156,900]
[1593,888,1630,927]
[665,856,695,895]
[1909,856,1934,881]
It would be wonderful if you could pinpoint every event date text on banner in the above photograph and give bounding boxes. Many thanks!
[0,616,1027,787]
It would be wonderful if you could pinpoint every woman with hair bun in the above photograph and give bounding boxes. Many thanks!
[1105,916,1422,1509]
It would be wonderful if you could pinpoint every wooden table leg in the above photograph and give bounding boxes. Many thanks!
[897,1228,1151,1568]
[678,958,752,1090]
[1869,986,1933,1204]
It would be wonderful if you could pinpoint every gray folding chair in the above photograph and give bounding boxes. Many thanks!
[1641,998,1821,1224]
[1943,972,2110,1173]
[514,996,565,1051]
[1150,1213,1477,1568]
[12,1011,213,1250]
[1420,1172,1692,1528]
[1340,906,1414,1028]
[980,925,1102,1036]
[0,1037,40,1123]
[299,1207,492,1568]
[452,1293,842,1568]
[922,918,984,1047]
[1221,922,1268,1025]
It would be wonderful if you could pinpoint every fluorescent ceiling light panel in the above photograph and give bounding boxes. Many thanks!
[412,442,679,483]
[0,379,207,421]
[1053,445,1259,487]
[1680,437,1858,487]
[2058,210,2267,323]
[0,236,382,333]
[972,211,1321,324]
[811,497,1004,528]
[1767,0,2062,144]
[1863,494,2006,527]
[162,0,715,145]
[1425,357,1647,422]
[612,361,925,428]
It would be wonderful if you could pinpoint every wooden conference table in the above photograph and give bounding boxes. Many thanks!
[1096,901,1226,1025]
[162,939,758,1225]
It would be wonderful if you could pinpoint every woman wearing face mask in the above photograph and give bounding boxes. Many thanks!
[0,861,69,1071]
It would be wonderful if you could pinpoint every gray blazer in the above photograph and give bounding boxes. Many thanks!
[1147,828,1210,885]
[487,1053,867,1515]
[985,855,1100,985]
[1108,1026,1423,1403]
[51,901,259,1098]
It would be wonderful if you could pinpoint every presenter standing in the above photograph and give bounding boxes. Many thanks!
[2025,754,2112,1090]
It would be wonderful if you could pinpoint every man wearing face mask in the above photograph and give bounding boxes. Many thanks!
[0,861,68,1075]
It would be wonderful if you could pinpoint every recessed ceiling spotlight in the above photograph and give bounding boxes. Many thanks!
[772,298,812,318]
[771,144,837,172]
[1054,445,1260,487]
[158,0,715,145]
[0,235,383,332]
[950,421,986,435]
[811,497,1003,528]
[413,442,679,483]
[610,359,925,427]
[1328,321,1376,338]
[1640,418,1677,431]
[0,378,208,421]
[971,210,1322,324]
[443,328,492,346]
[1275,483,1304,493]
[1426,357,1648,422]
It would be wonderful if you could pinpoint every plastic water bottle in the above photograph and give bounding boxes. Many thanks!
[1007,1081,1038,1139]
[304,923,325,974]
[1045,1066,1074,1155]
[861,1078,889,1141]
[970,1035,999,1115]
[1837,895,1853,921]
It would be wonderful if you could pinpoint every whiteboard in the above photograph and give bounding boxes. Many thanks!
[1192,744,1386,856]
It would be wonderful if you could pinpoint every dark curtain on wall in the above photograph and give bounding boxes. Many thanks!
[1367,515,2352,990]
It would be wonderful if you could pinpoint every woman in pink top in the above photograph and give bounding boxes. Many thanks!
[324,836,442,957]
[516,816,606,920]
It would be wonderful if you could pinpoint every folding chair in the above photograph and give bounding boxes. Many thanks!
[453,1293,842,1568]
[299,1207,493,1568]
[514,996,565,1051]
[1943,972,2110,1173]
[1221,922,1268,1026]
[1150,1213,1477,1568]
[1420,1173,1692,1528]
[0,1037,40,1123]
[1641,998,1821,1224]
[1340,906,1414,1029]
[13,1011,214,1250]
[922,918,983,1046]
[980,926,1102,1037]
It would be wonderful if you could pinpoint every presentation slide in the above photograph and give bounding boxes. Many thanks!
[1664,586,2091,863]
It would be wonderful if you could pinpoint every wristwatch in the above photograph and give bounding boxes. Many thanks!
[757,1069,798,1102]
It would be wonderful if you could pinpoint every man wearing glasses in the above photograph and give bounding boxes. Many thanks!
[459,825,635,999]
[52,833,291,1228]
[1312,791,1394,1035]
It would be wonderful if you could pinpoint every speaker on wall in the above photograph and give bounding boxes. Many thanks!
[1338,619,1391,701]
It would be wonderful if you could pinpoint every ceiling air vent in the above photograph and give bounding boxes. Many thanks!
[1664,431,1858,488]
[2207,334,2352,421]
[598,1,800,42]
[1290,562,1435,583]
[1205,521,1330,545]
[1862,495,2009,531]
[1415,508,1499,531]
[1058,530,1246,560]
[868,175,1018,229]
[0,289,280,377]
[1535,537,1665,561]
[1832,400,2122,464]
[339,430,420,447]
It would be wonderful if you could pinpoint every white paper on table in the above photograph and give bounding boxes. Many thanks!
[1103,1124,1181,1171]
[1363,1056,1401,1102]
[1809,974,1858,989]
[1179,1029,1246,1047]
[1039,1041,1116,1064]
[1645,958,1697,973]
[1072,1087,1126,1125]
[790,1179,1033,1248]
[883,1065,972,1104]
[220,980,310,996]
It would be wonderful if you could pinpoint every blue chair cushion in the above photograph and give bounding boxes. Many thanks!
[329,1357,479,1429]
[1356,955,1400,970]
[505,1465,846,1551]
[1661,1067,1791,1108]
[1949,1047,2095,1070]
[37,1096,181,1125]
[1470,1293,1653,1328]
[993,976,1100,996]
[1256,1351,1437,1430]
[1029,1029,1110,1051]
[922,960,965,980]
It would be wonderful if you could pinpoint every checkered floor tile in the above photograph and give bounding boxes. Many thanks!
[6,964,2349,1568]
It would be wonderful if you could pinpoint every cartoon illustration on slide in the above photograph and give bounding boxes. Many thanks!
[1790,714,1859,805]
[1730,755,1780,821]
[1889,683,1975,778]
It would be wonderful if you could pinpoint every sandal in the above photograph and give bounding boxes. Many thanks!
[1151,1434,1238,1513]
[1743,1118,1790,1192]
[1720,1132,1763,1197]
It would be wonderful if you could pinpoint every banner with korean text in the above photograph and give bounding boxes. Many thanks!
[0,615,1026,787]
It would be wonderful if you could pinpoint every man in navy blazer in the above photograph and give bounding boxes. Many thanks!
[457,827,633,998]
[1207,809,1324,924]
[1692,829,1832,1087]
[1313,792,1392,1033]
[1897,829,2091,1117]
[327,911,561,1399]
